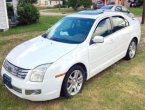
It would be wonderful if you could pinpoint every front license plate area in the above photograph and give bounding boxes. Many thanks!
[3,74,12,89]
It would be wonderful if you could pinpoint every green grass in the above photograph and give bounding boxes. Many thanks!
[42,7,143,16]
[129,7,143,16]
[0,16,145,110]
[42,8,87,14]
[0,16,62,36]
[36,5,56,10]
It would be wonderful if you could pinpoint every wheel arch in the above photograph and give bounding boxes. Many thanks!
[132,37,138,45]
[60,62,87,97]
[69,63,88,80]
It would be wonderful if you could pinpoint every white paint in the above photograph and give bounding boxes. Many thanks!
[0,0,9,30]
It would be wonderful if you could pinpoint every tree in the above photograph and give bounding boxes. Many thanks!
[141,0,145,24]
[81,0,92,9]
[67,0,92,10]
[17,3,39,24]
[67,0,81,10]
[18,0,37,4]
[17,0,39,24]
[62,0,67,6]
[11,0,37,17]
[58,0,61,11]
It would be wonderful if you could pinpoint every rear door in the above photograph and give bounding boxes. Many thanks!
[110,16,131,57]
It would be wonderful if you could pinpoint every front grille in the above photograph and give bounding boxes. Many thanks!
[3,60,30,79]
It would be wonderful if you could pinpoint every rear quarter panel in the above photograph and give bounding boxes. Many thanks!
[130,18,141,43]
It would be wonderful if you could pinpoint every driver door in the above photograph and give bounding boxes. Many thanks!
[88,17,115,77]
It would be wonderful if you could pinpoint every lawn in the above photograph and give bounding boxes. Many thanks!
[42,7,143,16]
[0,16,62,36]
[43,7,143,16]
[0,16,145,110]
[128,7,143,16]
[41,8,83,14]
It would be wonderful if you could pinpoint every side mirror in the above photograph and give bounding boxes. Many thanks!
[92,36,104,43]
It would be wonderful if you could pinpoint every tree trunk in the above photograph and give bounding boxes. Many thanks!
[59,0,61,11]
[141,0,145,24]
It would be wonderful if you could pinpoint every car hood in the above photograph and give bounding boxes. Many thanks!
[6,36,78,69]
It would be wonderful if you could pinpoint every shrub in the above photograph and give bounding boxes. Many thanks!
[81,0,92,9]
[67,0,80,10]
[6,3,14,19]
[17,3,40,25]
[67,0,92,10]
[18,0,37,4]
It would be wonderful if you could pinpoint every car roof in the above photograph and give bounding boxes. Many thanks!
[66,10,127,19]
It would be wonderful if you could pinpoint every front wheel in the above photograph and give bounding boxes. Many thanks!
[125,39,137,60]
[61,65,85,98]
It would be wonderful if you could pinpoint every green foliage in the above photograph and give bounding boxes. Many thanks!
[67,0,80,10]
[81,0,92,9]
[18,0,37,4]
[0,16,62,36]
[17,3,40,25]
[6,3,14,18]
[67,0,92,10]
[129,7,143,16]
[62,0,67,6]
[138,0,143,3]
[6,0,12,2]
[54,4,66,8]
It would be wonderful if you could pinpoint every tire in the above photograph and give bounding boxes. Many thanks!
[61,65,85,98]
[125,39,137,60]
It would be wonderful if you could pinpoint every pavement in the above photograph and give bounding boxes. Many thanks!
[40,9,69,16]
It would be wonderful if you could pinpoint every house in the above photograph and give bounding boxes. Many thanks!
[0,0,9,31]
[92,0,130,7]
[37,0,63,7]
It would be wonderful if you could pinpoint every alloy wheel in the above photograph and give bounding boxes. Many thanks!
[67,70,83,96]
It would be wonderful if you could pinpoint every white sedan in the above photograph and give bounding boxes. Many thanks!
[1,10,141,101]
[101,5,135,17]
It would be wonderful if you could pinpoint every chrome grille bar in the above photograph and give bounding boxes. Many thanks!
[3,60,30,79]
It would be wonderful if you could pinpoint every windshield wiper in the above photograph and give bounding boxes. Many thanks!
[42,33,48,38]
[50,38,61,42]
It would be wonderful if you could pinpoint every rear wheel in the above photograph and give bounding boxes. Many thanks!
[125,39,137,60]
[61,65,85,98]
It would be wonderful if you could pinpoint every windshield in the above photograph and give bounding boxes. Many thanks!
[43,17,95,44]
[101,5,113,9]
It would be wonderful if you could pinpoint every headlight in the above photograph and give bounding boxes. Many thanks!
[30,64,52,82]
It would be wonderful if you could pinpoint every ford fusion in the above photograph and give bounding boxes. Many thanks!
[1,10,141,101]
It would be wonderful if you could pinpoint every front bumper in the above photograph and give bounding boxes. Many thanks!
[1,66,64,101]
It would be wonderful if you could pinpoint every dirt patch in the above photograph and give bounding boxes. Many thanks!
[0,31,42,40]
[139,37,145,52]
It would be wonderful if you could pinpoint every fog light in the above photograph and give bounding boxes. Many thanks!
[25,89,41,95]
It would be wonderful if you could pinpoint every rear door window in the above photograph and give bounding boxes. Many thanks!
[111,16,129,32]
